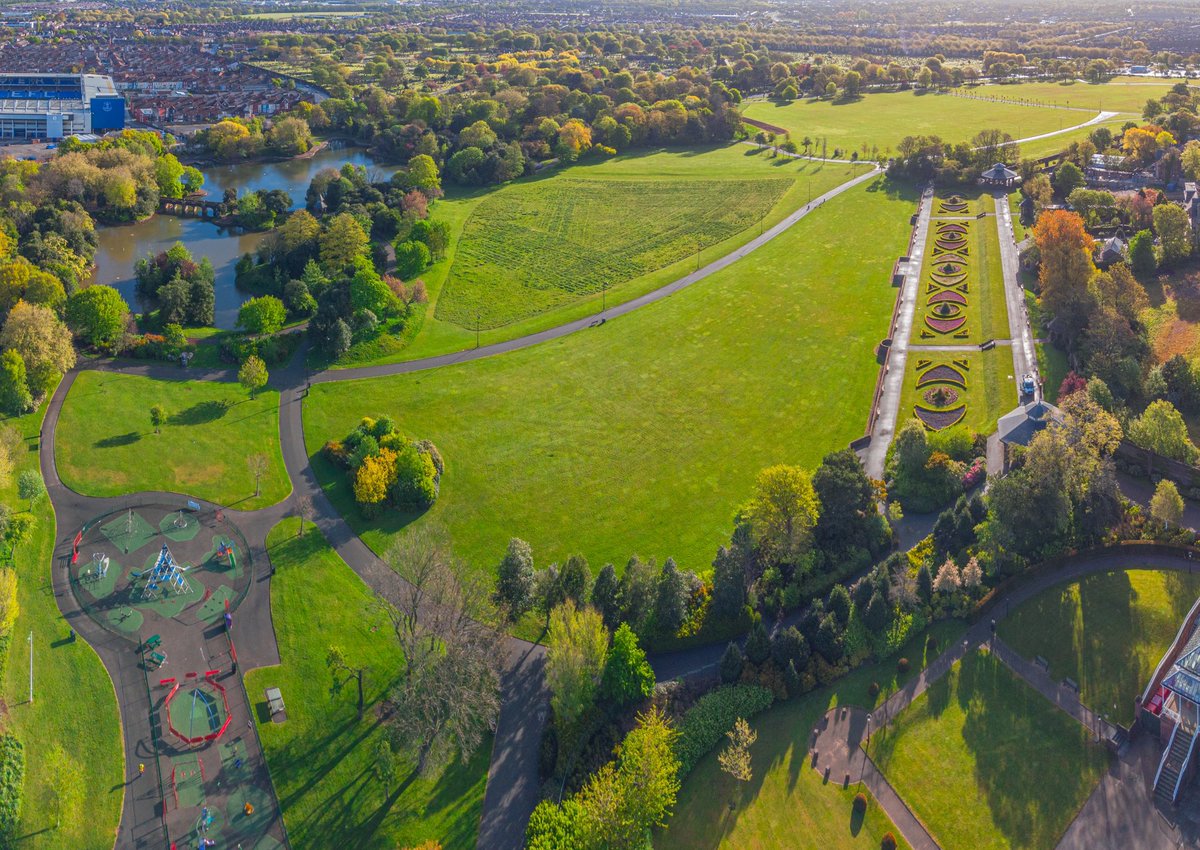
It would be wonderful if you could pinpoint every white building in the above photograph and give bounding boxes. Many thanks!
[0,73,125,140]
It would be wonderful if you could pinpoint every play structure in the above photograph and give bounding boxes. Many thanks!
[78,552,109,584]
[162,672,232,746]
[140,543,192,600]
[216,540,237,573]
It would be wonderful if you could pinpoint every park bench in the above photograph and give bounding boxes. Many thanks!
[141,634,161,653]
[1063,677,1079,692]
[1034,655,1049,672]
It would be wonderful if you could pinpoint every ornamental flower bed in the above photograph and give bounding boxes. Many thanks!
[963,457,986,490]
[924,386,959,407]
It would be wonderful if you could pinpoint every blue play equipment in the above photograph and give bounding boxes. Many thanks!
[140,544,191,600]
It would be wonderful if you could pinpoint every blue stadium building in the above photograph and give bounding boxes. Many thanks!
[0,73,124,140]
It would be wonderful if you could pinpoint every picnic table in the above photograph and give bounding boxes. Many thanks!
[147,651,166,669]
[141,634,161,653]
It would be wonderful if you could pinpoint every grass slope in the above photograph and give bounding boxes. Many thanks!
[3,400,123,847]
[997,568,1200,726]
[332,145,863,367]
[743,91,1070,154]
[55,372,290,510]
[870,650,1107,850]
[305,178,915,577]
[658,620,965,850]
[437,175,791,329]
[244,519,489,849]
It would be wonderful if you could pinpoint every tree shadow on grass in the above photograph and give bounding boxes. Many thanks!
[171,400,230,426]
[95,432,141,448]
[962,650,1104,850]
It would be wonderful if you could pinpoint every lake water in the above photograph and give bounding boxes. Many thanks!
[90,146,393,329]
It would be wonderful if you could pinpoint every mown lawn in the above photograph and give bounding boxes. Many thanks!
[244,519,489,850]
[742,90,1067,154]
[997,568,1200,726]
[304,178,916,578]
[1016,117,1134,160]
[658,619,965,850]
[963,76,1172,113]
[331,145,865,367]
[2,400,124,848]
[55,372,290,510]
[869,650,1107,850]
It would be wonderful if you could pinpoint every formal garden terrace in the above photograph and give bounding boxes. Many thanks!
[901,192,1017,437]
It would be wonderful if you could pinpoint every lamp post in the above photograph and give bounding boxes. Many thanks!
[27,631,32,704]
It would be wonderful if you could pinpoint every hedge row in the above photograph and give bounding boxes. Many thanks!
[674,684,774,778]
[0,732,25,847]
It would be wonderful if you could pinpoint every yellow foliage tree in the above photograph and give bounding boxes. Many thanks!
[0,568,18,636]
[353,448,398,506]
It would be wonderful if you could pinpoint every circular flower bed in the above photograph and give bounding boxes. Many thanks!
[924,386,959,407]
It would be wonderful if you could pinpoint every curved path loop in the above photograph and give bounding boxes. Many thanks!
[41,162,883,850]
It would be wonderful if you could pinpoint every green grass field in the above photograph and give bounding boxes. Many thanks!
[742,90,1072,154]
[330,145,864,368]
[870,650,1107,850]
[437,175,791,329]
[1016,117,1134,160]
[997,569,1200,726]
[2,401,124,848]
[658,620,965,850]
[305,178,915,577]
[55,372,290,510]
[963,76,1174,113]
[245,519,489,849]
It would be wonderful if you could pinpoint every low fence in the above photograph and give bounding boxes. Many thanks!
[1114,440,1200,499]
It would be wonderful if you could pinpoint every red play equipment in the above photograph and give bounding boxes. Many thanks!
[163,672,233,745]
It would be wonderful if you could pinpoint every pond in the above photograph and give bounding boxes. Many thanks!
[89,146,395,329]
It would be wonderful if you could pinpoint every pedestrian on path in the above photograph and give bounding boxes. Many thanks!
[138,762,144,777]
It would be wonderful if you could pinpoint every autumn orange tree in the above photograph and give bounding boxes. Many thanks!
[1033,208,1096,333]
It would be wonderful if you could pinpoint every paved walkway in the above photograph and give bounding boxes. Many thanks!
[992,189,1040,400]
[864,186,932,479]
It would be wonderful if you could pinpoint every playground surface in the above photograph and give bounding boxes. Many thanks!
[65,501,285,849]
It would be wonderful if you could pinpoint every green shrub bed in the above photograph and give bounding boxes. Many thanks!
[674,684,774,778]
[0,733,25,847]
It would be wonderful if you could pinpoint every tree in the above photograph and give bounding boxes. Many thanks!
[653,557,687,637]
[1032,209,1095,327]
[559,554,590,605]
[16,470,43,512]
[813,448,877,550]
[741,464,819,564]
[744,620,770,666]
[381,526,501,773]
[247,453,269,497]
[373,736,398,796]
[150,404,167,434]
[326,645,366,718]
[394,240,431,279]
[266,116,312,156]
[0,300,76,396]
[718,717,757,786]
[495,537,535,619]
[545,600,609,736]
[320,213,369,270]
[916,564,933,602]
[407,154,441,194]
[238,355,269,394]
[932,558,961,594]
[1053,161,1085,196]
[0,350,31,415]
[1151,479,1185,528]
[590,562,620,629]
[1129,229,1156,275]
[1129,400,1199,467]
[710,544,747,621]
[296,494,313,537]
[238,295,287,335]
[961,556,983,589]
[4,511,34,553]
[65,285,128,350]
[719,641,744,684]
[0,568,16,636]
[600,623,654,709]
[1154,203,1191,267]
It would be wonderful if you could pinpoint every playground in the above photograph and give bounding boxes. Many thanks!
[68,503,251,641]
[65,502,285,848]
